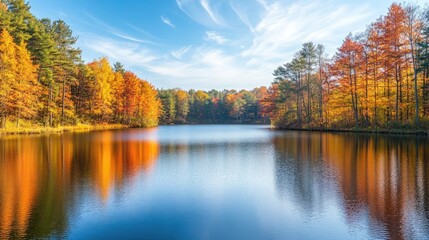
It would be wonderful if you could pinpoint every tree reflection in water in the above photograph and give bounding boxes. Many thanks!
[0,129,159,239]
[274,132,429,240]
[1,127,429,240]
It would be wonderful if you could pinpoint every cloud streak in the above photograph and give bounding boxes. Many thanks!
[171,45,192,59]
[204,31,228,45]
[161,15,176,29]
[200,0,222,25]
[84,11,159,45]
[176,0,225,27]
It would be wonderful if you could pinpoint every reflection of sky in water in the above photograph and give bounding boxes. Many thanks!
[70,129,361,240]
[124,125,275,144]
[1,126,428,239]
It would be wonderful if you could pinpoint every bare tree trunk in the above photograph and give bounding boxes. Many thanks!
[62,78,65,125]
[406,5,420,125]
[16,108,20,128]
[396,65,399,122]
[399,65,403,121]
[0,116,5,129]
[318,61,323,124]
[49,84,53,127]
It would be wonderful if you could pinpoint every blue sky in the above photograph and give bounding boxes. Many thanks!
[29,0,427,90]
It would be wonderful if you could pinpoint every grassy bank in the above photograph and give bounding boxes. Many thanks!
[0,123,129,135]
[274,126,429,136]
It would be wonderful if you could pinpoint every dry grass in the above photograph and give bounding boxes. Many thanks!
[0,122,128,135]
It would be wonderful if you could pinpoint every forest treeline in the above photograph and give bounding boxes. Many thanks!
[3,0,429,131]
[267,3,429,129]
[0,0,160,128]
[158,88,270,124]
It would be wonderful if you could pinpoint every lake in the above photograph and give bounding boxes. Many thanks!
[0,125,428,239]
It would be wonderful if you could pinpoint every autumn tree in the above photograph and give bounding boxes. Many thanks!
[331,35,364,127]
[404,4,422,125]
[111,69,125,122]
[136,81,160,127]
[122,71,140,124]
[175,89,189,123]
[253,86,272,123]
[12,41,40,126]
[87,57,115,121]
[0,29,17,127]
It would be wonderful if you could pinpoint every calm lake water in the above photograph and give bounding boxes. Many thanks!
[0,125,428,240]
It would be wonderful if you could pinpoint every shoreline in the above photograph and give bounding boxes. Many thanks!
[274,127,429,136]
[1,124,427,136]
[0,124,129,135]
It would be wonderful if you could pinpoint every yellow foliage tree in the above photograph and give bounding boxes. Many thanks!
[87,57,115,121]
[12,41,40,126]
[111,71,124,121]
[0,29,17,127]
[137,80,160,127]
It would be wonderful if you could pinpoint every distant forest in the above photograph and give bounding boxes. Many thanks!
[157,88,270,125]
[1,1,429,130]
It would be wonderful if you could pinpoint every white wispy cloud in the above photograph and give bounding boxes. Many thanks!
[82,33,268,89]
[256,0,269,10]
[229,3,255,33]
[84,35,159,67]
[204,31,228,45]
[161,15,176,29]
[84,12,158,45]
[144,47,268,89]
[242,0,371,62]
[80,0,389,90]
[171,45,192,59]
[176,0,224,27]
[125,23,160,40]
[200,0,222,25]
[110,31,158,45]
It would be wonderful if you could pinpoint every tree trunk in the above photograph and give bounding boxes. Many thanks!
[49,84,53,127]
[350,60,358,127]
[399,65,403,122]
[411,42,419,125]
[62,78,65,125]
[365,61,369,125]
[318,61,323,124]
[16,108,20,128]
[396,65,399,122]
[0,116,5,129]
[307,74,311,124]
[354,68,359,127]
[407,7,420,125]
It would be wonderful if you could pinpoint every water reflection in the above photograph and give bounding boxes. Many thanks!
[0,129,159,239]
[1,126,429,239]
[274,132,429,240]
